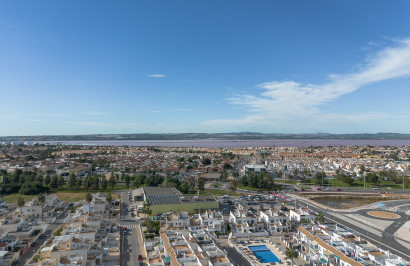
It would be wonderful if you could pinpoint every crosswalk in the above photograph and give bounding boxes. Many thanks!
[120,224,139,229]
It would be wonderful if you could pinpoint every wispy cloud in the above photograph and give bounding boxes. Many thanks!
[152,110,161,113]
[149,74,167,78]
[203,38,410,131]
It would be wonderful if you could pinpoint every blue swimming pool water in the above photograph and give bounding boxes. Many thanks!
[249,245,281,263]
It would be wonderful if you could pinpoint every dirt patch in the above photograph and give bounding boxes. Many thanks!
[367,211,401,219]
[381,193,410,199]
[301,192,410,209]
[52,192,87,202]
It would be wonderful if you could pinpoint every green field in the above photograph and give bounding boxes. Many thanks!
[185,188,247,197]
[0,191,121,204]
[1,194,36,204]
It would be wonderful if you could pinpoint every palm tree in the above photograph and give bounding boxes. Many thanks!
[38,194,46,221]
[316,212,325,224]
[141,200,152,219]
[125,175,131,189]
[285,244,298,266]
[85,193,92,213]
[106,193,112,205]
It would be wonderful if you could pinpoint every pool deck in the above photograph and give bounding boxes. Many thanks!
[230,237,290,265]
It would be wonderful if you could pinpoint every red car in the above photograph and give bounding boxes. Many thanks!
[123,226,128,231]
[336,189,342,191]
[316,187,322,191]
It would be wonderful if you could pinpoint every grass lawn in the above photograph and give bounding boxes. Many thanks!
[276,180,298,184]
[185,188,246,197]
[1,190,119,204]
[1,193,35,204]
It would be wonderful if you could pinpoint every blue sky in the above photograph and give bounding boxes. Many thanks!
[1,1,410,136]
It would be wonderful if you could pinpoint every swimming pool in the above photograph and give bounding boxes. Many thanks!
[249,245,281,263]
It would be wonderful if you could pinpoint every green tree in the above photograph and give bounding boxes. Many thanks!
[198,176,206,191]
[141,200,152,218]
[285,244,298,266]
[188,176,196,192]
[229,179,238,193]
[76,178,82,189]
[85,192,92,212]
[44,175,51,186]
[106,193,112,204]
[109,174,116,189]
[84,177,91,191]
[86,192,92,203]
[101,178,108,190]
[179,182,189,194]
[316,213,325,224]
[58,175,65,188]
[17,196,25,207]
[202,158,212,166]
[223,163,233,170]
[366,173,379,185]
[38,194,46,221]
[92,176,99,190]
[38,193,46,205]
[133,174,145,188]
[36,174,44,184]
[125,175,131,189]
[50,175,58,189]
[68,173,76,191]
[341,175,354,185]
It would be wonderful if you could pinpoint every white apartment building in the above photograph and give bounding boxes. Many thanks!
[259,209,290,233]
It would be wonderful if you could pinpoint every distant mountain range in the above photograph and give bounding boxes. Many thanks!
[1,132,410,141]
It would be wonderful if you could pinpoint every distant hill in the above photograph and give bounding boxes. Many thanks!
[1,132,410,141]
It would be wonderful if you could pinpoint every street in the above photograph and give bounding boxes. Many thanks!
[119,190,144,266]
[292,196,410,261]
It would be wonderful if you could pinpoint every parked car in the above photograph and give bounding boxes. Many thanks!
[336,188,342,191]
[316,187,322,191]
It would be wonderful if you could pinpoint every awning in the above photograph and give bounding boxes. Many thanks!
[320,258,327,264]
[334,254,340,259]
[164,256,171,263]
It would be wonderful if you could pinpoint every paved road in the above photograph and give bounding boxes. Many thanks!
[293,197,410,261]
[214,239,251,266]
[353,201,410,241]
[18,209,70,266]
[119,190,144,266]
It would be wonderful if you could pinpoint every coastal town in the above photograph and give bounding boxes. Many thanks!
[0,143,409,266]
